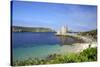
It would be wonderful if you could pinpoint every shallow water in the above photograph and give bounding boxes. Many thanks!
[12,32,84,61]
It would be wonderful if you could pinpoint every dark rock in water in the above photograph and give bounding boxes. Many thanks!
[56,35,85,45]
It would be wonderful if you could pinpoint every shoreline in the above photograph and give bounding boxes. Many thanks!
[72,42,97,53]
[56,33,97,53]
[13,47,97,66]
[67,34,97,53]
[12,33,97,66]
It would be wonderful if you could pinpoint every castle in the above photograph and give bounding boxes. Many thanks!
[56,25,68,35]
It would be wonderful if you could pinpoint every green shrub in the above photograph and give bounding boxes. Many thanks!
[79,47,97,61]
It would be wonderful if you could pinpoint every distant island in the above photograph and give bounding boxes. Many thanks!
[12,26,55,32]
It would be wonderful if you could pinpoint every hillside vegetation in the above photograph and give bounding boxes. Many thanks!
[13,47,97,66]
[12,26,54,32]
[78,29,97,40]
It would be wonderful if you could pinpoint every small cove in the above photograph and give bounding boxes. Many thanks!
[12,32,86,61]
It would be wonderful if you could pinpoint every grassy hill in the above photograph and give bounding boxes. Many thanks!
[12,26,55,32]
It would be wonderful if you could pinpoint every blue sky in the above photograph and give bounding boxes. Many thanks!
[12,1,97,32]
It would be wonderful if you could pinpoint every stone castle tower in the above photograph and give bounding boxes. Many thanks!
[57,25,68,35]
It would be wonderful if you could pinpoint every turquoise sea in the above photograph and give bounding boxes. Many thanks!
[12,32,82,61]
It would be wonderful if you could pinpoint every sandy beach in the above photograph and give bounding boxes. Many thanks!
[72,34,97,53]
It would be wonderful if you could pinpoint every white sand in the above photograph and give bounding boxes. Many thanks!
[72,42,97,53]
[70,34,97,53]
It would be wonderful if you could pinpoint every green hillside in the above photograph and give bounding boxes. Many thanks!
[13,47,97,66]
[12,26,55,32]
